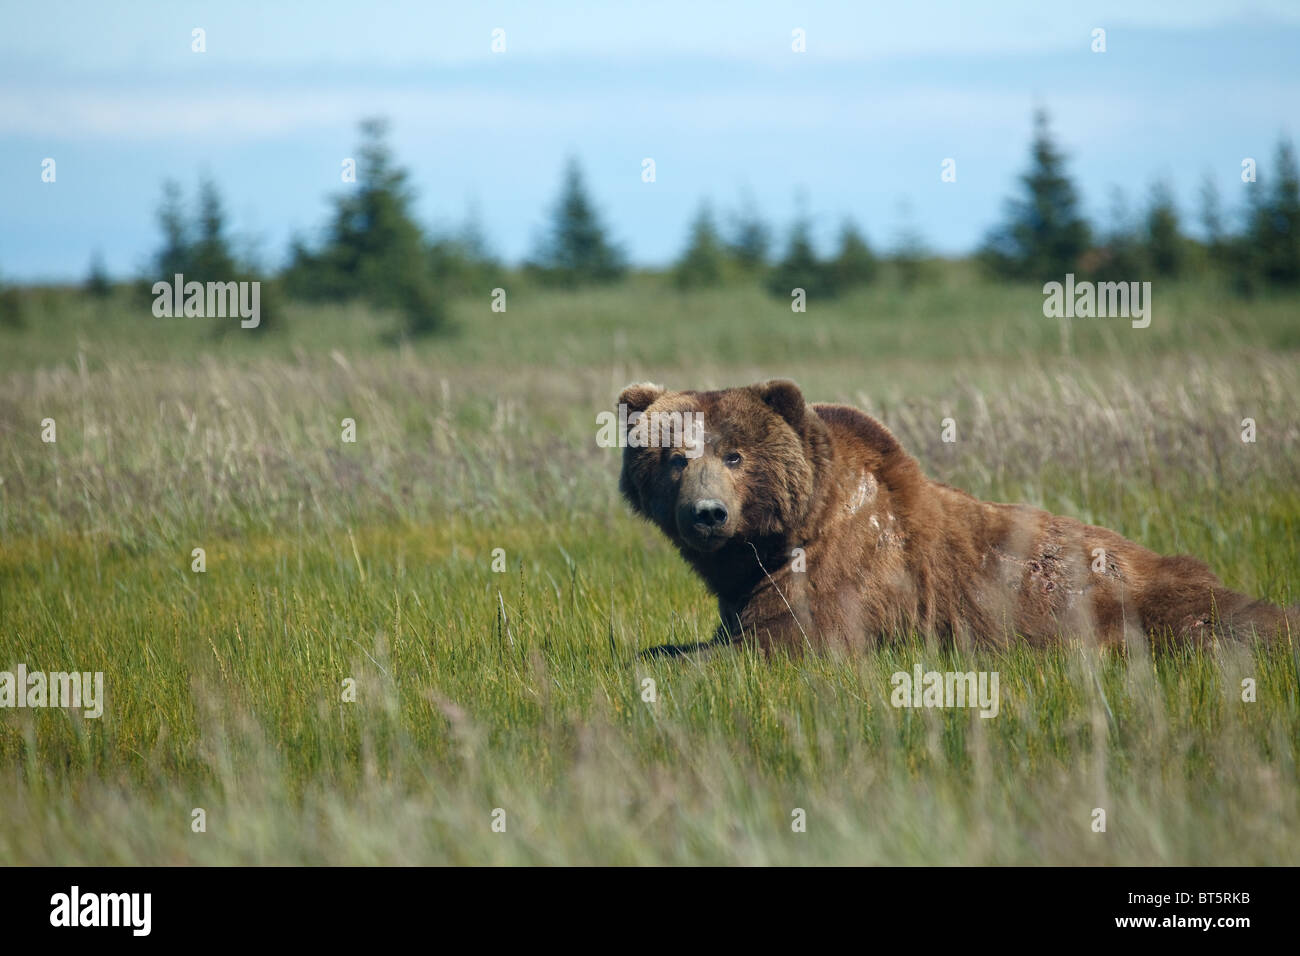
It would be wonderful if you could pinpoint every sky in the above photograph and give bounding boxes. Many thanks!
[2,0,1298,282]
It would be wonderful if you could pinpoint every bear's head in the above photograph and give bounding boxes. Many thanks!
[616,379,829,557]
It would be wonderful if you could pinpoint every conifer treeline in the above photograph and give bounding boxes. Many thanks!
[55,111,1298,338]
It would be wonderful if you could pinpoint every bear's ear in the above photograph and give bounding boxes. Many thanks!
[751,379,805,429]
[618,382,665,416]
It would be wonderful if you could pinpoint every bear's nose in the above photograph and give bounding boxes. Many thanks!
[692,499,729,529]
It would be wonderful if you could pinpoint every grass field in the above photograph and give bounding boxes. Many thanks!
[2,268,1299,864]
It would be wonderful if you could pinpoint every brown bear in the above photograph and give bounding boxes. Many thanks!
[616,379,1294,655]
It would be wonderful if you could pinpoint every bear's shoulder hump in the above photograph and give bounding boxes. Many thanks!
[811,402,902,457]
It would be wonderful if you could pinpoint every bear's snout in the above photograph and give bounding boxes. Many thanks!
[677,495,732,550]
[675,459,736,550]
[690,498,729,530]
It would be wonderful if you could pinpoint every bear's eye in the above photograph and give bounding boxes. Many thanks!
[669,453,688,470]
[723,451,742,467]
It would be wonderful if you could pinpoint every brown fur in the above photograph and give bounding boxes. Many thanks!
[617,379,1295,655]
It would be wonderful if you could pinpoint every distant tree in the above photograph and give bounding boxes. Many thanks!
[190,177,239,281]
[767,216,833,299]
[153,179,192,278]
[429,205,501,297]
[1144,180,1184,277]
[979,109,1091,279]
[150,177,240,281]
[85,250,113,298]
[0,271,25,329]
[526,158,626,286]
[1228,164,1271,296]
[827,219,878,292]
[284,117,444,336]
[725,197,772,271]
[1085,186,1144,281]
[453,204,496,269]
[147,177,279,334]
[889,207,931,290]
[673,202,727,289]
[1198,172,1225,255]
[1250,138,1300,286]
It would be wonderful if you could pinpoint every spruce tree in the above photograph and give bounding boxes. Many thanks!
[890,208,930,290]
[1089,186,1144,281]
[1144,181,1183,277]
[1198,172,1224,255]
[154,179,191,278]
[768,217,832,299]
[429,206,501,298]
[1252,138,1300,286]
[284,117,444,336]
[527,158,625,286]
[979,109,1091,279]
[191,177,238,280]
[828,219,878,292]
[725,198,771,272]
[673,202,727,289]
[85,250,113,299]
[0,271,24,329]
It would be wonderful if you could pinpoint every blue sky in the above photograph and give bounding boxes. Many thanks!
[2,0,1298,281]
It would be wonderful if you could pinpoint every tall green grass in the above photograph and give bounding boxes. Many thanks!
[1,272,1298,863]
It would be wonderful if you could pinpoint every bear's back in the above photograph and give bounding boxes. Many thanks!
[812,402,903,460]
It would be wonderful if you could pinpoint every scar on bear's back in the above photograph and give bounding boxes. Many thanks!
[845,470,877,515]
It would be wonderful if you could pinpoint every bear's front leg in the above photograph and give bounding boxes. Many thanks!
[637,605,743,660]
